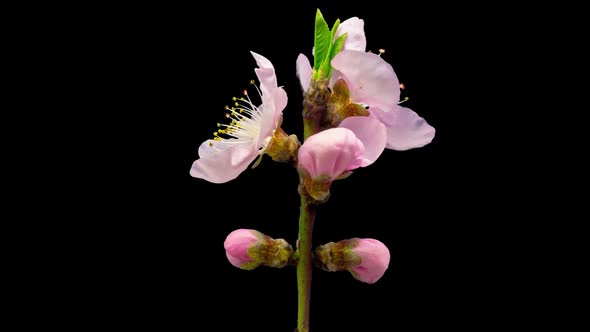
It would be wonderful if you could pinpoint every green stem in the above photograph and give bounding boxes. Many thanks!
[297,195,316,332]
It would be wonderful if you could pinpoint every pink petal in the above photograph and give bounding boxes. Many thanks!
[335,17,366,52]
[297,128,365,179]
[225,251,245,268]
[257,87,288,145]
[331,50,400,112]
[251,51,277,97]
[224,229,260,268]
[190,140,258,183]
[372,106,435,151]
[338,116,386,167]
[351,239,390,284]
[296,53,312,92]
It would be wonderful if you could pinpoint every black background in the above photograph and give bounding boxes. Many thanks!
[36,1,514,331]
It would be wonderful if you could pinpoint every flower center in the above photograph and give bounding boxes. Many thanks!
[210,81,267,149]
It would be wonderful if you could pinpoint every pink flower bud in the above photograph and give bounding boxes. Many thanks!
[224,229,262,270]
[349,239,390,284]
[224,229,294,270]
[297,128,365,180]
[314,238,390,284]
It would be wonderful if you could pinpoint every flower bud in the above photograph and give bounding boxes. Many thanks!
[314,238,390,284]
[224,229,294,270]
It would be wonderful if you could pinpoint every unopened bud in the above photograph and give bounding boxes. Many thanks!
[224,229,294,270]
[314,238,390,284]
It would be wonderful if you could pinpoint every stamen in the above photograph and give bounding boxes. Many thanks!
[378,49,385,57]
[208,81,269,147]
[400,83,405,90]
[250,79,263,98]
[398,96,409,104]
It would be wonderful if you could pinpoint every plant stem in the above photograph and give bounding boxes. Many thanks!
[303,78,329,140]
[297,194,316,332]
[298,77,328,331]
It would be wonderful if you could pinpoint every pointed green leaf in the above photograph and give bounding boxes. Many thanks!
[330,18,341,43]
[313,9,331,79]
[325,33,347,77]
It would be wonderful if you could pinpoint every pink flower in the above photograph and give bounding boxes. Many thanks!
[297,116,386,180]
[349,239,391,284]
[331,50,435,151]
[296,18,435,151]
[224,229,261,269]
[190,52,288,183]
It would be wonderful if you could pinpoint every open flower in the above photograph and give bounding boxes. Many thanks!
[332,50,435,150]
[190,52,288,183]
[296,18,435,151]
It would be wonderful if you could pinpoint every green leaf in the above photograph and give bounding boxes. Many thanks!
[325,33,347,77]
[330,18,341,43]
[313,9,331,79]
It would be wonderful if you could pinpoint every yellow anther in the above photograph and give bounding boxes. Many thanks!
[213,132,218,136]
[250,80,255,84]
[225,105,229,110]
[235,102,239,106]
[232,97,237,101]
[217,123,221,127]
